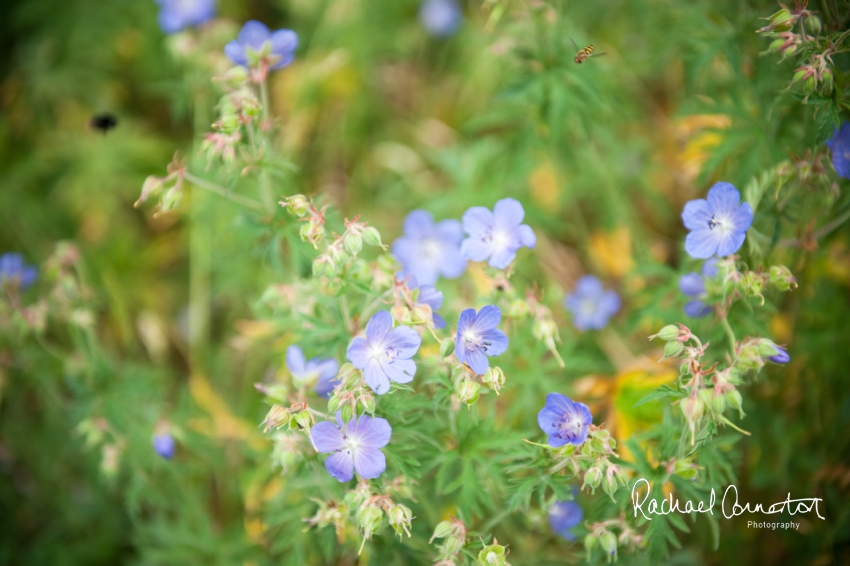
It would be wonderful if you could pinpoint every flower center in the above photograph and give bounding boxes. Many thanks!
[579,298,597,317]
[559,413,585,438]
[369,344,385,360]
[708,214,732,235]
[421,239,441,259]
[491,230,510,249]
[461,329,480,347]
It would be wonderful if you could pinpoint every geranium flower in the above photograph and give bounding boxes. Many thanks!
[225,20,298,70]
[154,0,215,34]
[312,414,392,482]
[455,305,508,374]
[460,198,536,269]
[549,500,583,541]
[286,345,339,398]
[682,182,753,259]
[392,210,467,286]
[564,275,620,331]
[346,311,421,395]
[538,393,592,447]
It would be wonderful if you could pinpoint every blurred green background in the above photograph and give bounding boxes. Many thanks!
[1,0,849,564]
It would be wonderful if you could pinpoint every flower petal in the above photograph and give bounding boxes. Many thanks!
[574,275,603,298]
[324,451,355,482]
[384,358,416,384]
[270,29,298,56]
[481,328,508,357]
[488,244,518,269]
[681,198,711,231]
[684,299,711,318]
[732,201,754,233]
[679,273,705,297]
[464,348,489,375]
[435,219,463,243]
[493,198,525,229]
[403,210,435,238]
[432,312,446,330]
[715,229,746,257]
[461,236,493,262]
[311,421,347,453]
[417,285,443,311]
[461,206,494,237]
[518,224,536,249]
[238,20,271,49]
[685,229,719,259]
[472,305,502,332]
[456,308,476,335]
[365,311,393,344]
[346,337,370,369]
[385,326,422,359]
[224,40,247,66]
[347,416,392,448]
[353,446,386,479]
[440,246,469,278]
[363,360,391,395]
[286,345,306,376]
[706,182,742,215]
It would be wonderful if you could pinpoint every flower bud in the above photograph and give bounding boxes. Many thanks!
[738,344,763,370]
[767,38,785,53]
[741,271,764,301]
[262,405,291,432]
[482,366,506,394]
[804,14,822,35]
[218,66,248,89]
[769,265,796,291]
[757,338,781,358]
[477,543,507,565]
[283,195,309,217]
[681,396,704,423]
[430,520,454,542]
[711,391,726,415]
[443,535,464,557]
[792,67,810,85]
[603,468,619,501]
[361,227,384,248]
[136,176,164,207]
[358,505,383,538]
[674,458,700,480]
[584,534,599,562]
[822,68,834,92]
[507,298,530,318]
[803,75,816,94]
[456,380,481,405]
[582,465,603,494]
[359,394,376,415]
[291,409,314,432]
[387,504,414,538]
[769,8,794,31]
[440,337,456,359]
[725,389,745,419]
[662,340,684,360]
[599,531,618,561]
[340,404,354,422]
[656,324,680,341]
[344,233,363,257]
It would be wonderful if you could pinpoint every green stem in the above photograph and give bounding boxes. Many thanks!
[720,316,737,353]
[184,172,264,211]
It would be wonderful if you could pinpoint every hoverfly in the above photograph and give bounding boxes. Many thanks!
[89,113,118,134]
[570,39,607,64]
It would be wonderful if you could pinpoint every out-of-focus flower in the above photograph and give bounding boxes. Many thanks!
[679,258,718,318]
[225,20,298,70]
[766,345,790,364]
[397,269,446,329]
[392,210,467,285]
[826,122,850,179]
[564,275,620,331]
[455,306,509,375]
[538,393,592,447]
[286,345,339,398]
[419,0,462,38]
[548,500,583,541]
[153,433,176,459]
[682,182,753,259]
[346,311,421,394]
[461,198,536,269]
[154,0,215,34]
[0,253,37,290]
[311,414,392,482]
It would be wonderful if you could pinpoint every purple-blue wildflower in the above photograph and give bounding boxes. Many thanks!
[538,393,592,447]
[153,433,176,459]
[225,21,298,70]
[154,0,215,34]
[682,182,753,259]
[826,121,850,179]
[286,345,339,398]
[679,258,719,318]
[0,253,37,290]
[419,0,463,38]
[461,198,536,269]
[397,269,446,329]
[564,275,620,331]
[346,311,421,395]
[392,210,467,286]
[311,414,392,482]
[455,306,508,375]
[549,500,583,541]
[767,345,790,364]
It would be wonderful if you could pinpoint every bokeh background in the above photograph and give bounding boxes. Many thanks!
[1,0,849,564]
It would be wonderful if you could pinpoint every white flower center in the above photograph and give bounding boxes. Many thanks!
[369,344,385,360]
[421,239,441,258]
[461,329,479,347]
[491,229,510,249]
[579,298,597,316]
[708,213,733,235]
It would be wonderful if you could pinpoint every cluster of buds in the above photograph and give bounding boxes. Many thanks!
[663,456,702,481]
[199,131,241,167]
[391,271,438,329]
[451,362,507,407]
[477,541,510,565]
[584,517,644,563]
[430,517,468,565]
[303,499,353,543]
[736,336,791,371]
[135,153,186,216]
[327,363,377,420]
[260,401,315,434]
[766,31,800,60]
[791,53,834,96]
[542,427,630,500]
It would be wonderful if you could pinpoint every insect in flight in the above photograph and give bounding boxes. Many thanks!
[570,39,607,64]
[89,113,118,134]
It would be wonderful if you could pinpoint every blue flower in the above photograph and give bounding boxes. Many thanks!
[826,122,850,179]
[564,275,620,331]
[419,0,463,38]
[682,182,753,259]
[455,306,508,375]
[153,433,176,459]
[767,345,790,364]
[0,253,37,290]
[538,393,592,447]
[311,414,392,482]
[225,21,298,70]
[460,198,536,270]
[549,500,583,541]
[346,311,421,395]
[679,258,719,318]
[154,0,215,34]
[392,210,467,286]
[397,269,446,329]
[286,345,339,398]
